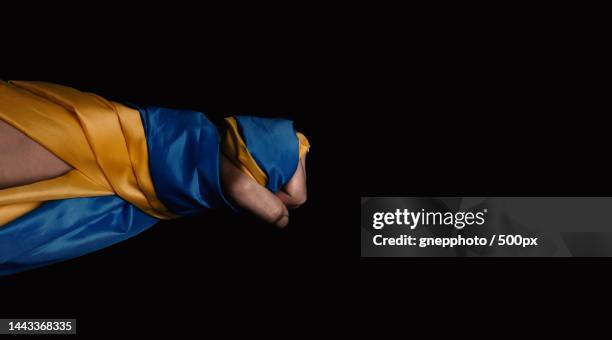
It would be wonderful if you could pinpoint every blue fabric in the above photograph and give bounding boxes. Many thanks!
[0,106,233,276]
[234,116,299,193]
[0,107,298,276]
[137,106,235,215]
[0,196,159,276]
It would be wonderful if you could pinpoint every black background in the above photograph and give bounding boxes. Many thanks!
[1,6,610,335]
[1,19,358,334]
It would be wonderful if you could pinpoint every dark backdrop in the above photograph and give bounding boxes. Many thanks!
[0,37,357,333]
[2,12,610,335]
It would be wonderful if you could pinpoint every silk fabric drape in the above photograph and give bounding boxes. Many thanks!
[0,80,309,275]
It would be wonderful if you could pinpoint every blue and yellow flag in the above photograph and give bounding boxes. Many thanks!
[0,81,309,275]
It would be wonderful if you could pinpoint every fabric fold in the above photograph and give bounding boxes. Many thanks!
[0,80,176,222]
[0,80,310,275]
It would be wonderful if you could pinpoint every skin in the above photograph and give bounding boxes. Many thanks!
[0,118,307,227]
[220,152,307,228]
[0,119,73,189]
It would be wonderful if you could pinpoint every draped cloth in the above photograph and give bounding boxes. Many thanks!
[0,81,309,275]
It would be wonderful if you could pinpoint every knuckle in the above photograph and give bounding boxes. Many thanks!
[268,205,284,221]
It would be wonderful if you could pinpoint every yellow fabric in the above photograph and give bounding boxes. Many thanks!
[220,117,310,188]
[221,117,269,185]
[297,132,310,158]
[0,80,177,227]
